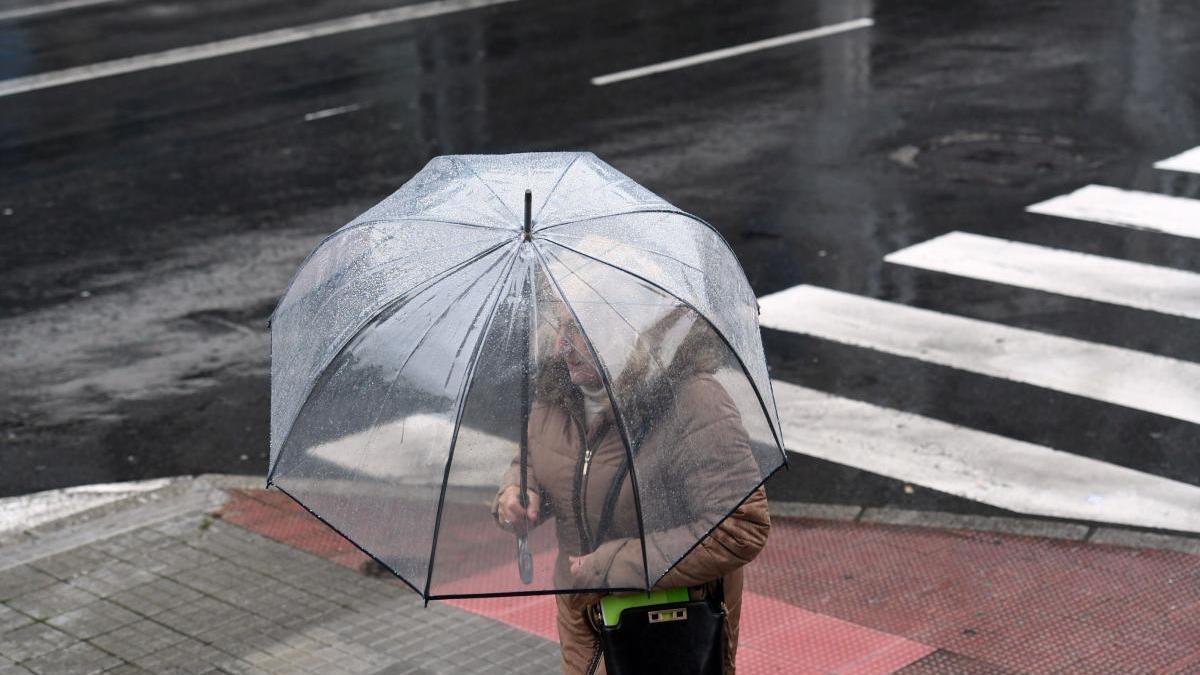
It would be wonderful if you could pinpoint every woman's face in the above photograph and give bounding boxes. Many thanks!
[555,313,602,389]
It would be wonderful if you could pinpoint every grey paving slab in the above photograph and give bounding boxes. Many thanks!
[46,598,141,639]
[0,501,560,674]
[6,582,98,620]
[87,618,190,661]
[0,568,58,603]
[89,529,180,565]
[27,545,113,582]
[22,641,119,675]
[136,543,221,576]
[152,595,250,637]
[369,661,436,675]
[97,665,153,675]
[106,576,205,617]
[0,606,32,635]
[68,560,159,598]
[128,636,236,674]
[0,622,75,662]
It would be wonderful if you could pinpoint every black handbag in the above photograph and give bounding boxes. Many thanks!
[593,579,727,675]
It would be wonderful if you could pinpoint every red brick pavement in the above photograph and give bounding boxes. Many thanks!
[219,489,1200,673]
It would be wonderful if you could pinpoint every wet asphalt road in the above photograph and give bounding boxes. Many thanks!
[1,0,1198,510]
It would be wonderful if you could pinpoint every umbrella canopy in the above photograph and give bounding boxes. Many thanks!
[268,152,786,601]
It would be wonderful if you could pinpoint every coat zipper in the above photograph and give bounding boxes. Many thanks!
[584,637,603,675]
[575,415,595,552]
[573,412,614,555]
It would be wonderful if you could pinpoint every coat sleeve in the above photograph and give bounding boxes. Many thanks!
[576,376,771,589]
[654,485,769,588]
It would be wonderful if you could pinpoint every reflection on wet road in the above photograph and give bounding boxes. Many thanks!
[1,0,1197,532]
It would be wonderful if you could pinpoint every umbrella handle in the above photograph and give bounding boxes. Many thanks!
[517,534,533,584]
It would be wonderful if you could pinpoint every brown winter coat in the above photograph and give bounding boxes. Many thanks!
[492,366,771,674]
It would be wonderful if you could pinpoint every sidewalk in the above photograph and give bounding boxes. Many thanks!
[0,476,1197,674]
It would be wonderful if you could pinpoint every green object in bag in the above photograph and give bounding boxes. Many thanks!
[599,588,690,627]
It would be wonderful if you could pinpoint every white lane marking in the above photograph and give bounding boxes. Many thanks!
[0,0,122,22]
[757,285,1200,425]
[590,17,874,86]
[774,381,1200,533]
[304,103,363,122]
[1155,146,1200,174]
[1026,185,1200,240]
[885,232,1200,320]
[0,0,519,98]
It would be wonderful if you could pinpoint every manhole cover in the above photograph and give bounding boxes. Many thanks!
[890,130,1105,187]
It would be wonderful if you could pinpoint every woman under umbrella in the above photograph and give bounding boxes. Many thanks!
[493,295,771,675]
[268,153,786,672]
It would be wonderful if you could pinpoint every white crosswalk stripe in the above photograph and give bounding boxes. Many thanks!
[772,381,1200,533]
[1155,146,1200,174]
[1026,184,1200,239]
[762,161,1199,532]
[884,231,1200,319]
[758,284,1200,425]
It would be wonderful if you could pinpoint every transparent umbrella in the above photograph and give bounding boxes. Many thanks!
[268,152,786,602]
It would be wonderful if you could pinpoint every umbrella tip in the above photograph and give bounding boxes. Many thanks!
[523,189,532,240]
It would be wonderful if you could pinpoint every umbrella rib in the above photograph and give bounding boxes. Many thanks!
[337,216,514,239]
[426,585,645,601]
[531,242,653,592]
[269,217,512,326]
[537,244,685,417]
[535,208,754,298]
[282,233,511,340]
[268,237,513,484]
[530,152,583,225]
[343,244,517,512]
[540,238,786,464]
[424,247,522,603]
[461,158,523,225]
[541,229,709,277]
[534,207,682,233]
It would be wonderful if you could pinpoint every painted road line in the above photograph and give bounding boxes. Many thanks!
[773,381,1200,533]
[590,17,874,86]
[0,0,519,98]
[0,0,123,22]
[1155,146,1200,174]
[757,285,1200,425]
[1026,184,1200,239]
[304,103,363,121]
[884,232,1200,320]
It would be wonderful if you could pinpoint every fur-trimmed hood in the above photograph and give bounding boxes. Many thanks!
[533,304,727,436]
